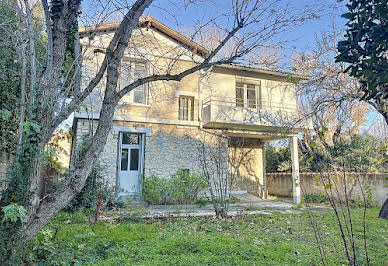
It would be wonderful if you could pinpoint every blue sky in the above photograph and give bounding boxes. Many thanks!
[82,0,347,66]
[144,0,347,67]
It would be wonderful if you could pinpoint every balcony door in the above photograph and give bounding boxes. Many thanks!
[118,133,142,196]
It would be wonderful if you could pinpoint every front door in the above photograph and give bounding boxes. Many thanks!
[118,133,142,195]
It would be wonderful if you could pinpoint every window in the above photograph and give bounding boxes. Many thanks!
[130,149,139,171]
[179,96,194,121]
[121,149,128,171]
[120,62,148,104]
[236,82,244,107]
[122,133,139,145]
[133,64,146,104]
[235,81,258,109]
[247,84,256,108]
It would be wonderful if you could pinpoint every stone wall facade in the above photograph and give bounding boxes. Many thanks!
[144,131,205,178]
[267,172,388,205]
[73,119,233,193]
[73,118,272,197]
[73,119,119,188]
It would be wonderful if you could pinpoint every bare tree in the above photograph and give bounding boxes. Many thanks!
[293,25,374,158]
[0,0,319,261]
[196,130,251,218]
[301,135,372,265]
[293,23,388,218]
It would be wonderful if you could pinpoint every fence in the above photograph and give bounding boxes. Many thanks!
[266,172,388,205]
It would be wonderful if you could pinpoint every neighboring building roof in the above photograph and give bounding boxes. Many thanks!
[79,14,210,57]
[80,15,308,81]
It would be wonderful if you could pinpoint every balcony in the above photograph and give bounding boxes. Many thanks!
[201,96,310,131]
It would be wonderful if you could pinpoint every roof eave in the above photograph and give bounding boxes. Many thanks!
[79,15,210,58]
[216,64,310,81]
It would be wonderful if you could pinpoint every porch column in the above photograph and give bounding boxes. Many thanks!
[290,135,301,204]
[262,141,268,199]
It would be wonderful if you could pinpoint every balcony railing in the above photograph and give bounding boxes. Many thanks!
[202,96,309,129]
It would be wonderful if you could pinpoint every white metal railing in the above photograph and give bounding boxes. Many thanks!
[201,95,308,128]
[202,95,298,113]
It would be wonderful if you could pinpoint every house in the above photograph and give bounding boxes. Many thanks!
[71,14,310,203]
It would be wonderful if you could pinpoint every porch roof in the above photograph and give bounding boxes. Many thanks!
[203,122,304,141]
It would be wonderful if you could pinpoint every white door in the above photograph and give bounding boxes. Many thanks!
[118,133,142,195]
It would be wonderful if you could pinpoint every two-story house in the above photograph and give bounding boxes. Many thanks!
[71,15,309,203]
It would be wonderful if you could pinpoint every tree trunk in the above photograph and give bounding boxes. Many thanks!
[21,98,117,243]
[379,198,388,219]
[373,98,387,219]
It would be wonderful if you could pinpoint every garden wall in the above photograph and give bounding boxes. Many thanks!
[266,172,388,205]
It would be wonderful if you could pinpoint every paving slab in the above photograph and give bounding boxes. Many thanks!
[99,194,331,222]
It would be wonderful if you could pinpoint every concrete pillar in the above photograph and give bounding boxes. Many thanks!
[290,135,301,204]
[262,141,268,199]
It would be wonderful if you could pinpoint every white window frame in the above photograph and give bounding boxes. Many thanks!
[119,61,149,105]
[235,80,261,109]
[178,95,195,121]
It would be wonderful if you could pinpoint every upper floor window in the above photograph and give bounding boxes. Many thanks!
[236,82,258,109]
[179,96,194,121]
[120,62,148,104]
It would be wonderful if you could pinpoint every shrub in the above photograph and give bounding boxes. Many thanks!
[142,174,170,205]
[67,165,114,211]
[142,170,207,205]
[304,193,329,203]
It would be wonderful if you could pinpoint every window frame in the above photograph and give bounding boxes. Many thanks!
[119,61,149,105]
[178,95,195,121]
[235,81,260,109]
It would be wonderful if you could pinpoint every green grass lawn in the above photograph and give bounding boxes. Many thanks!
[25,208,387,265]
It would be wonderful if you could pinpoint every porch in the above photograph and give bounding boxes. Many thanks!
[199,94,309,204]
[223,130,302,204]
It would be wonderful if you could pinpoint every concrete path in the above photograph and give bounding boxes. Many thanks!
[99,194,331,222]
[231,192,264,203]
[100,198,332,222]
[100,205,298,222]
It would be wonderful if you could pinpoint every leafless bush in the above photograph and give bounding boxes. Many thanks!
[196,130,250,218]
[301,144,371,265]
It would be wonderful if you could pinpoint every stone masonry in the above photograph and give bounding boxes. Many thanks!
[73,119,231,192]
[73,119,118,188]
